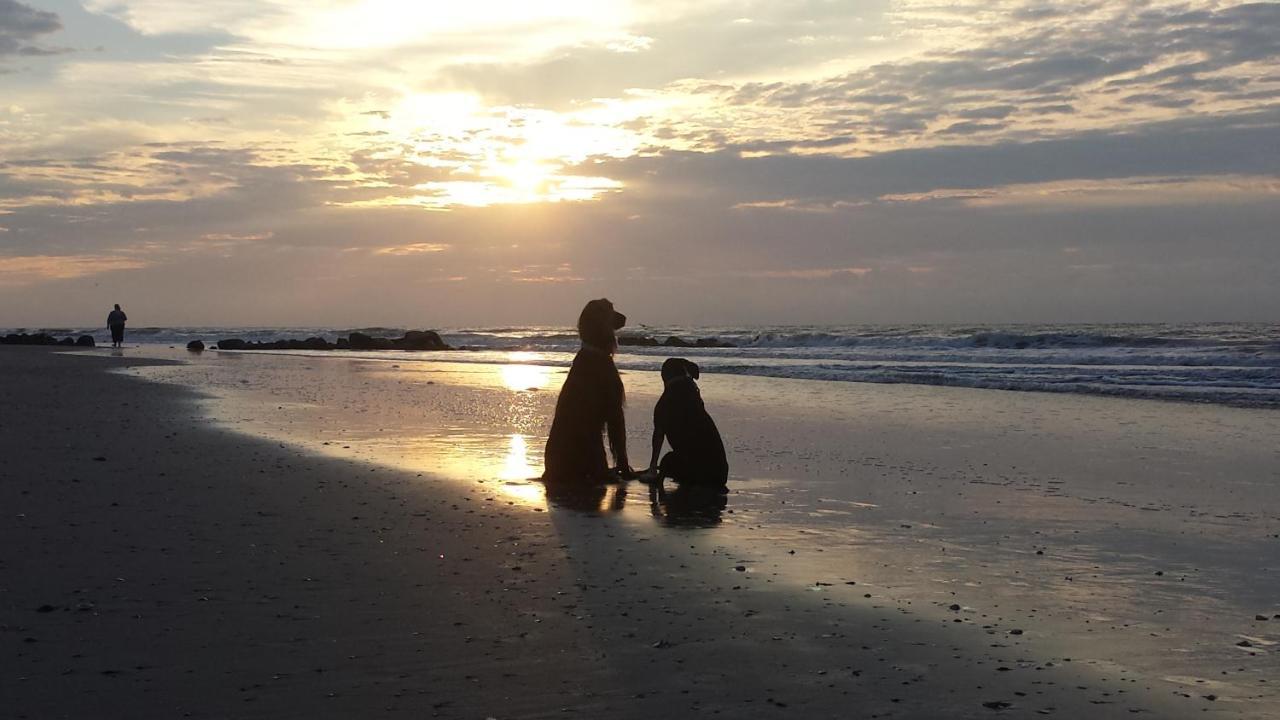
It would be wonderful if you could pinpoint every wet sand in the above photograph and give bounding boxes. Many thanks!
[3,346,1278,718]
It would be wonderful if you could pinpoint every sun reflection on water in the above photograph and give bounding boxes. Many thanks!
[494,433,546,505]
[500,362,551,391]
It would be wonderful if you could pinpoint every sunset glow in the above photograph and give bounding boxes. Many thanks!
[1,1,1277,324]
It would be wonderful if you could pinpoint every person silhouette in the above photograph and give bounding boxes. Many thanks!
[107,304,127,348]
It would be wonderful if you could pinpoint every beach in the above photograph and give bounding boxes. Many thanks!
[3,345,1278,719]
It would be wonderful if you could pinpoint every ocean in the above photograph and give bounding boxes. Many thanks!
[13,322,1280,409]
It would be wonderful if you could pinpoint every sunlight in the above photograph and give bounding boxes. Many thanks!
[496,160,552,195]
[500,363,552,392]
[288,0,633,51]
[332,92,643,207]
[495,434,547,505]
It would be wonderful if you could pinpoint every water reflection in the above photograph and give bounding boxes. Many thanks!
[649,482,728,528]
[500,360,551,392]
[494,434,545,505]
[543,479,628,514]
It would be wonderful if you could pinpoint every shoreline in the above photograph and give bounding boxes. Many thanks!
[18,318,1280,411]
[3,346,1277,718]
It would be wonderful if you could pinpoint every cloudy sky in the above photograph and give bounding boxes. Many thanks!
[1,0,1277,326]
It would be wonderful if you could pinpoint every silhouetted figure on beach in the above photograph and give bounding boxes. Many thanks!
[107,304,127,348]
[543,299,634,486]
[647,358,729,490]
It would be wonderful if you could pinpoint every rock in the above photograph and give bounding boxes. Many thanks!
[663,336,692,347]
[618,334,659,347]
[187,340,206,352]
[58,337,76,346]
[216,338,247,350]
[982,701,1011,710]
[395,330,447,351]
[1256,615,1270,621]
[335,337,350,349]
[695,337,737,348]
[1,332,60,346]
[347,332,390,350]
[76,335,96,347]
[302,336,330,350]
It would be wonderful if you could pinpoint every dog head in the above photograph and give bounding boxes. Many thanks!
[661,357,700,383]
[578,298,626,352]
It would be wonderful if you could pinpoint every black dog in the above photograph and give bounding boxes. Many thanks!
[543,299,634,484]
[648,358,728,489]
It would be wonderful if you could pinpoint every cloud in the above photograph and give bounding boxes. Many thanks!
[745,267,872,279]
[0,254,150,285]
[2,0,1278,324]
[879,174,1280,209]
[650,1,1280,152]
[373,242,449,256]
[0,0,62,57]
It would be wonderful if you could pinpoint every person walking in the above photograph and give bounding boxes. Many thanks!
[107,304,128,348]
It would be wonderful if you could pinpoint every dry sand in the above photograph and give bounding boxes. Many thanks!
[3,346,1278,719]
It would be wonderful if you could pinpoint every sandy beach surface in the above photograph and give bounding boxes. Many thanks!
[3,345,1278,719]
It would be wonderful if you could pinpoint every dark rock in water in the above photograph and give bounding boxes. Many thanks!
[187,340,205,352]
[76,335,95,347]
[618,334,659,347]
[208,331,450,352]
[58,337,76,346]
[395,330,447,351]
[695,337,736,348]
[663,336,692,348]
[347,331,391,350]
[1,332,60,346]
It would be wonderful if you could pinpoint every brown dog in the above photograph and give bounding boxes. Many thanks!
[543,299,634,484]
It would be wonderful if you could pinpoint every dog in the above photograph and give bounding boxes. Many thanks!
[543,299,634,484]
[647,358,728,489]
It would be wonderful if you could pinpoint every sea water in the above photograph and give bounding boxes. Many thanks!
[16,322,1279,408]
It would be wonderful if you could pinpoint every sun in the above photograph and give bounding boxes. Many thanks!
[338,91,641,208]
[494,159,552,197]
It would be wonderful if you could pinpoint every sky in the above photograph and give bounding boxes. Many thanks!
[1,0,1277,327]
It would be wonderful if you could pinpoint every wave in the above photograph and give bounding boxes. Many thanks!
[10,322,1276,409]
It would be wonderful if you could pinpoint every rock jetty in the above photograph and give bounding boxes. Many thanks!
[2,333,95,348]
[214,331,451,352]
[617,334,736,348]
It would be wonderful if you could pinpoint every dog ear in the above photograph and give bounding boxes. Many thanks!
[686,360,700,379]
